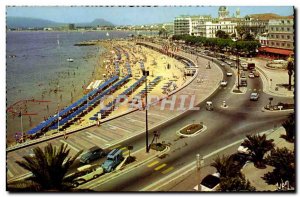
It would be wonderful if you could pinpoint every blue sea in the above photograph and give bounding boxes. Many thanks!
[6,30,137,142]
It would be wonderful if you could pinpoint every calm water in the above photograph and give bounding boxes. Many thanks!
[6,31,136,141]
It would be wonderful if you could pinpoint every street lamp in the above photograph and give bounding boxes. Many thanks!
[142,69,150,153]
[232,38,240,90]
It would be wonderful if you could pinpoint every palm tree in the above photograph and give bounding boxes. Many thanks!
[282,113,295,142]
[241,134,275,168]
[287,56,294,91]
[210,155,239,178]
[9,143,82,191]
[218,175,255,191]
[263,147,295,188]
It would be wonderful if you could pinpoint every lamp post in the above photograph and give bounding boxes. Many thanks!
[19,107,24,143]
[232,38,240,90]
[57,85,60,133]
[142,69,150,153]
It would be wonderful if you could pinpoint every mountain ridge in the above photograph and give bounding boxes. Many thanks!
[7,16,114,28]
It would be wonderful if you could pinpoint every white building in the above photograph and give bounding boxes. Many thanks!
[195,20,237,38]
[174,15,211,36]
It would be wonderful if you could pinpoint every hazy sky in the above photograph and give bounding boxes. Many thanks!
[6,6,294,25]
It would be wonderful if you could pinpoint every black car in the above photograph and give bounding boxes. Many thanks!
[80,146,106,164]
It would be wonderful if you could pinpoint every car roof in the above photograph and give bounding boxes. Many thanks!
[89,146,102,152]
[251,92,258,95]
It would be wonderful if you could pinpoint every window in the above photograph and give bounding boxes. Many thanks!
[287,20,291,24]
[281,35,284,39]
[287,28,290,31]
[282,20,284,24]
[287,35,290,39]
[271,34,274,38]
[281,43,285,47]
[281,27,284,31]
[276,27,279,31]
[276,35,279,38]
[287,43,291,47]
[271,42,274,45]
[276,42,279,46]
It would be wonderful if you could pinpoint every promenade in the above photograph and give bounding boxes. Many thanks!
[7,41,223,181]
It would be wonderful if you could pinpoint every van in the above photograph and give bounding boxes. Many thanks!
[240,78,247,87]
[101,149,123,173]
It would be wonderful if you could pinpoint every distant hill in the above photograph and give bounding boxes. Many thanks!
[77,18,114,27]
[7,17,114,29]
[7,17,62,28]
[249,13,294,20]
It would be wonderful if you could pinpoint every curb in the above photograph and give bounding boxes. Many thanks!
[176,125,207,137]
[261,107,294,113]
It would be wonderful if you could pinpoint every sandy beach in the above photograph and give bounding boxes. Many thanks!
[6,39,188,145]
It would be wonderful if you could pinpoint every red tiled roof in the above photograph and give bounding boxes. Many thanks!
[258,47,294,56]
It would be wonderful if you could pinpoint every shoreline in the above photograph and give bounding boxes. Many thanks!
[6,40,111,145]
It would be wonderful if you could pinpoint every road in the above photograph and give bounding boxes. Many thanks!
[78,53,293,191]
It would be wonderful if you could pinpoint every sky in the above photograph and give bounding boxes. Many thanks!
[6,6,294,26]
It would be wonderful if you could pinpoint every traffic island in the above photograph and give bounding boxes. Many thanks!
[262,103,294,112]
[176,123,207,137]
[150,143,167,151]
[231,86,247,94]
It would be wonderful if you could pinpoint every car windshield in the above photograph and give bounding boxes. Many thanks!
[201,175,220,189]
[81,152,92,159]
[251,93,258,96]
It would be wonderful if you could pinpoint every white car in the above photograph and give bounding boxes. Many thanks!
[248,72,255,78]
[250,92,259,101]
[193,173,221,191]
[226,72,233,77]
[220,80,228,86]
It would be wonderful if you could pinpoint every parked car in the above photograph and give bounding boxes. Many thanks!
[226,72,233,77]
[194,173,221,191]
[72,166,104,187]
[220,80,228,87]
[240,71,246,78]
[101,149,124,173]
[80,146,106,164]
[240,77,247,87]
[253,70,260,77]
[221,63,226,67]
[250,92,259,101]
[248,72,255,78]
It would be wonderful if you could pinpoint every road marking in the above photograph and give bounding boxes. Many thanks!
[123,150,129,155]
[125,117,145,124]
[248,89,252,91]
[110,144,121,149]
[106,124,131,133]
[120,147,128,151]
[147,160,159,168]
[85,132,108,143]
[59,140,80,152]
[162,167,174,174]
[7,169,14,178]
[154,163,167,171]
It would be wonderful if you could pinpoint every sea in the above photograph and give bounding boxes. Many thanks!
[6,30,138,143]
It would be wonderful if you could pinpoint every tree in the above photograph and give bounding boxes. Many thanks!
[210,155,239,178]
[243,33,255,41]
[215,30,229,39]
[268,97,273,107]
[9,143,83,191]
[241,134,275,168]
[263,148,295,188]
[218,175,256,191]
[282,113,295,142]
[287,57,294,91]
[158,28,168,39]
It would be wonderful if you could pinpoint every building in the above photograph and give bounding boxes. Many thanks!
[218,6,229,19]
[258,18,294,59]
[173,15,211,36]
[195,20,237,38]
[237,15,269,38]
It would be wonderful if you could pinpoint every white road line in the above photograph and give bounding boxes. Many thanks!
[140,139,245,191]
[7,169,14,178]
[86,132,108,143]
[148,113,166,118]
[106,124,131,133]
[59,140,80,152]
[125,117,145,124]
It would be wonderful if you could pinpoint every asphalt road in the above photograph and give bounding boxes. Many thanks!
[79,54,293,191]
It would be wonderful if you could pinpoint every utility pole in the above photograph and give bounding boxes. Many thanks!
[196,154,204,191]
[20,108,24,143]
[143,69,150,153]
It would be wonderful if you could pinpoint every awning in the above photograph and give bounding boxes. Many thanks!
[259,47,294,56]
